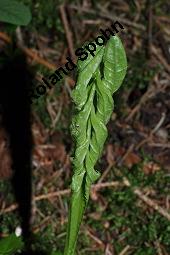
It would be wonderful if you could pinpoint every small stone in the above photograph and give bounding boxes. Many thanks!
[15,226,22,237]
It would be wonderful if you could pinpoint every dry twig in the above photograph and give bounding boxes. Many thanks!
[60,5,75,61]
[0,181,121,214]
[69,4,145,30]
[118,245,131,255]
[0,31,56,70]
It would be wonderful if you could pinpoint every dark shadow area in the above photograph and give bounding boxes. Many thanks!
[0,43,46,254]
[18,248,48,255]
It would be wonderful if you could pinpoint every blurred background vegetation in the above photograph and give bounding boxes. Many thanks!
[0,0,170,254]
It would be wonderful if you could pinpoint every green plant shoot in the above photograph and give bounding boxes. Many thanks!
[64,35,127,255]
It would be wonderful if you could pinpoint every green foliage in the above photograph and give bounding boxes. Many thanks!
[33,95,51,128]
[64,36,127,255]
[0,0,31,26]
[107,166,170,253]
[22,0,64,35]
[0,234,23,255]
[50,251,62,255]
[125,51,157,91]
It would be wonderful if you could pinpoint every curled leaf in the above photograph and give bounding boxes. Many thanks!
[64,35,127,255]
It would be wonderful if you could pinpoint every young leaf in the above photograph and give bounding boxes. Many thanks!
[0,234,23,255]
[0,0,31,26]
[64,35,127,255]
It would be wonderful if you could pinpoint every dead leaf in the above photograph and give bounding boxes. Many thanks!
[124,152,141,168]
[106,144,115,166]
[143,161,160,175]
[33,131,67,167]
[106,144,125,166]
[88,212,102,220]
